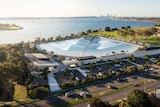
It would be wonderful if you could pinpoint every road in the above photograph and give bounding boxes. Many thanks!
[16,79,160,107]
[72,80,160,107]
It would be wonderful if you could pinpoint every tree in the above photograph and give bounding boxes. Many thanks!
[127,89,152,107]
[73,80,79,86]
[127,26,131,29]
[119,99,128,107]
[112,51,115,55]
[89,63,94,70]
[105,26,111,31]
[63,69,70,76]
[81,79,87,84]
[126,66,138,73]
[128,29,135,39]
[143,55,149,61]
[90,97,111,107]
[87,29,92,33]
[108,69,112,76]
[129,55,136,62]
[121,26,126,29]
[32,86,49,98]
[121,50,124,54]
[116,71,121,76]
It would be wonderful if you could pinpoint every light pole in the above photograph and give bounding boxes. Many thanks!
[143,79,146,92]
[83,94,86,106]
[76,97,77,104]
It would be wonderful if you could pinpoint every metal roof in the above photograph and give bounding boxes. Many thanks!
[31,53,49,60]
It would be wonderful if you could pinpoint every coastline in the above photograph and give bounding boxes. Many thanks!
[110,17,160,23]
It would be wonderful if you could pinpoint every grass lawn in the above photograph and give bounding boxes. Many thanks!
[89,26,160,46]
[139,37,160,45]
[89,31,139,41]
[13,84,27,100]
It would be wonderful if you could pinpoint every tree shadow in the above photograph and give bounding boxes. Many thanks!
[17,96,70,107]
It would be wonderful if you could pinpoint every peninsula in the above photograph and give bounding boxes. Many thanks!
[0,23,23,31]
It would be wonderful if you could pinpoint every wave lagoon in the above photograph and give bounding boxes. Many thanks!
[36,36,140,57]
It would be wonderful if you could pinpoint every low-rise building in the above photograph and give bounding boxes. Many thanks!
[25,53,59,71]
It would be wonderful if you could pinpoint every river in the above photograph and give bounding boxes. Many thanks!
[0,18,155,44]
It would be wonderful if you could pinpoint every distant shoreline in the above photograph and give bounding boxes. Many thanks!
[0,23,23,31]
[0,16,160,22]
[0,16,98,20]
[110,17,160,23]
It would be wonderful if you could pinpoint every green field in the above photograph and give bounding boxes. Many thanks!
[139,37,160,45]
[88,26,160,46]
[89,31,134,40]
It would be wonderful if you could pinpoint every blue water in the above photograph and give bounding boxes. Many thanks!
[37,36,140,57]
[0,18,155,44]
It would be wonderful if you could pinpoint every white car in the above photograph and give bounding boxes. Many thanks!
[80,91,88,97]
[65,92,73,97]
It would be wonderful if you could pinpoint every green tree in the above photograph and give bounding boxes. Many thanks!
[126,66,138,73]
[127,26,131,29]
[105,26,111,31]
[127,89,152,107]
[143,55,149,61]
[89,63,94,70]
[87,29,92,33]
[81,79,87,84]
[90,97,111,107]
[32,86,49,98]
[63,69,70,76]
[112,51,115,55]
[119,99,128,107]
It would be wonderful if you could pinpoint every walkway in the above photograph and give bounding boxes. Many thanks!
[47,72,61,92]
[127,60,141,66]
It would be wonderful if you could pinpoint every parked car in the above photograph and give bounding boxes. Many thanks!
[108,85,118,89]
[117,77,125,81]
[80,91,88,97]
[65,92,73,97]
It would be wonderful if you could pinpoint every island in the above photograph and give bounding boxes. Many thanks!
[0,23,23,31]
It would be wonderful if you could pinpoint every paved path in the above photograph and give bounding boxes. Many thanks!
[72,80,160,107]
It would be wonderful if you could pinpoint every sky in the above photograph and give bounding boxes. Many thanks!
[0,0,159,17]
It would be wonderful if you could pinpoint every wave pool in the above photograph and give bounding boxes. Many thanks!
[36,36,140,57]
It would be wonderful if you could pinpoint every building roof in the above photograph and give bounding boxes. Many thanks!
[76,56,96,61]
[25,53,59,67]
[31,53,49,60]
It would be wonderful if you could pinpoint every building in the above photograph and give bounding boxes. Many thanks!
[25,53,59,71]
[62,56,100,67]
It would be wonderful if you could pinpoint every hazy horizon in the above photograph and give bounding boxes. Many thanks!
[0,0,159,18]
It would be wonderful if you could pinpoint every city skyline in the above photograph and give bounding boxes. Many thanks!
[0,0,159,18]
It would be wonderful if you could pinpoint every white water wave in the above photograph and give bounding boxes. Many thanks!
[97,41,123,50]
[48,39,80,51]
